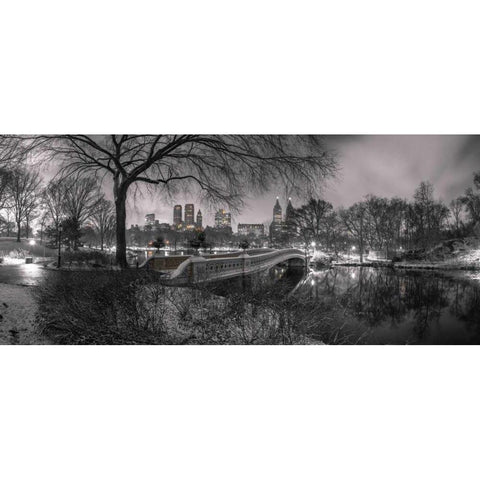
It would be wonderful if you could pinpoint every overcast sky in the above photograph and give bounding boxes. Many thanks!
[123,135,479,229]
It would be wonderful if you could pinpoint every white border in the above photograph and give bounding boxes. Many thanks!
[1,1,480,479]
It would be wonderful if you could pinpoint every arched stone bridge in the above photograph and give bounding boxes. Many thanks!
[144,248,306,285]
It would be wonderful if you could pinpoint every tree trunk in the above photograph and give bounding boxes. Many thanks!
[16,221,21,242]
[114,181,128,268]
[359,220,364,263]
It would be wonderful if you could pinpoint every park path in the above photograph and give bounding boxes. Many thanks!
[0,264,51,345]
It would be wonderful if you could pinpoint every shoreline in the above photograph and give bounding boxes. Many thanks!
[332,261,480,271]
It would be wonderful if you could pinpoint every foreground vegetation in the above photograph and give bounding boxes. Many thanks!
[34,271,354,345]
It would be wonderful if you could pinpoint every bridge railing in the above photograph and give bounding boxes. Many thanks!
[167,248,306,283]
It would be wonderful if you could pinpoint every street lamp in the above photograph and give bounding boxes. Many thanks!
[57,224,63,269]
[350,245,356,261]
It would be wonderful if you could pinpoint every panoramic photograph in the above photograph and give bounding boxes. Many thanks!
[0,134,479,345]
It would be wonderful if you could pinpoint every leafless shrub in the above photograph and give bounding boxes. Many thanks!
[35,270,358,344]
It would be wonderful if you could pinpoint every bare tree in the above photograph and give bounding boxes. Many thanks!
[0,168,12,211]
[0,136,30,167]
[38,135,337,267]
[409,181,449,248]
[291,198,334,246]
[42,178,66,230]
[449,198,464,234]
[7,168,42,242]
[61,175,104,227]
[24,206,39,239]
[37,209,50,244]
[91,198,115,251]
[339,202,367,262]
[461,172,480,233]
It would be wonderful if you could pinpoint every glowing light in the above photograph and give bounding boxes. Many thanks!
[311,241,316,247]
[310,279,315,286]
[350,272,356,279]
[351,246,356,251]
[29,239,36,246]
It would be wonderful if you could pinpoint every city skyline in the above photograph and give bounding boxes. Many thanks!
[137,199,291,233]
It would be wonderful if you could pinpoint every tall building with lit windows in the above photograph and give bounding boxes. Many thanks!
[273,197,282,224]
[173,205,182,225]
[269,196,296,244]
[215,209,232,229]
[185,203,195,226]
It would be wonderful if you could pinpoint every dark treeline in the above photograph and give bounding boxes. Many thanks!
[0,165,116,251]
[288,174,480,259]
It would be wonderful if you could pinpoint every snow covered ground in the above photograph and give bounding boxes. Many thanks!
[0,285,50,345]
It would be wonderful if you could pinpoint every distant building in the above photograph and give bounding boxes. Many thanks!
[284,197,297,237]
[269,197,296,243]
[185,203,195,226]
[273,197,282,224]
[270,197,283,240]
[145,213,155,227]
[173,205,182,225]
[238,223,265,237]
[215,209,232,229]
[285,198,294,223]
[196,210,203,229]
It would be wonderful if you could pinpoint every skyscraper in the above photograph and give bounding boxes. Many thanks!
[196,210,203,228]
[284,197,297,237]
[215,209,232,229]
[173,205,182,225]
[270,197,285,243]
[185,203,195,226]
[273,197,282,224]
[285,197,294,222]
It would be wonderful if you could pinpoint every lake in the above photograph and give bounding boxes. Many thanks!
[293,267,480,344]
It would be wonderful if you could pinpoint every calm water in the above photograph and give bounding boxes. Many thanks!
[294,267,480,345]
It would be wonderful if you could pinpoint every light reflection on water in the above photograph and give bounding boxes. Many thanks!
[293,267,480,345]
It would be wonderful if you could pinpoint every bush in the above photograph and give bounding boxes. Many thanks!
[61,250,114,265]
[34,270,354,345]
[35,270,169,344]
[7,248,29,259]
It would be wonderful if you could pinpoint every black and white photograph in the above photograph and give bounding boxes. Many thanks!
[0,135,479,345]
[3,2,480,480]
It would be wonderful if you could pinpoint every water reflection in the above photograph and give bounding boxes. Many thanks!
[295,267,480,344]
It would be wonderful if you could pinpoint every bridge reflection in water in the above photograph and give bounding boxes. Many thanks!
[144,248,306,286]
